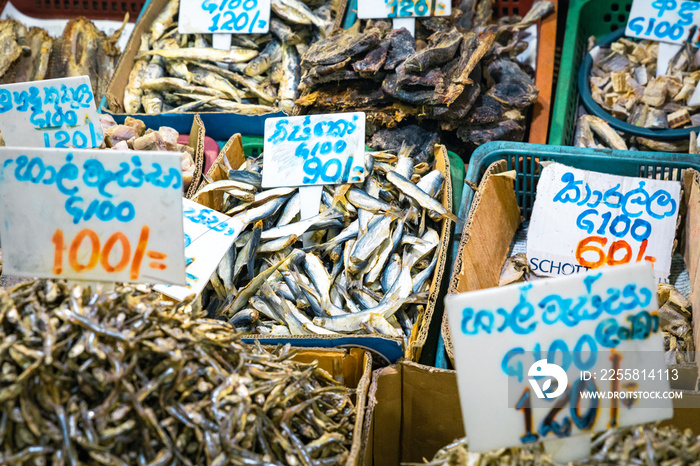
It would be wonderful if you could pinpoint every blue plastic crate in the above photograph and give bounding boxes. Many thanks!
[438,141,700,369]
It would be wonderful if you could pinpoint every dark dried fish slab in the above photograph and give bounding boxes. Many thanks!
[384,28,416,70]
[353,40,390,77]
[487,58,538,108]
[458,119,524,146]
[303,28,383,66]
[402,29,463,73]
[370,125,438,163]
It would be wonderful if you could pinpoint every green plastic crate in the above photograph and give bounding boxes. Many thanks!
[549,0,633,146]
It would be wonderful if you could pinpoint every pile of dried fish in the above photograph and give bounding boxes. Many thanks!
[122,0,342,115]
[0,279,357,465]
[658,282,694,364]
[408,424,700,465]
[589,37,700,131]
[575,110,700,153]
[0,16,127,98]
[295,1,553,158]
[98,114,197,191]
[196,145,453,346]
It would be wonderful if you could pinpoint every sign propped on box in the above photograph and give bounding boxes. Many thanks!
[527,163,681,283]
[445,262,673,453]
[155,199,244,301]
[0,147,185,285]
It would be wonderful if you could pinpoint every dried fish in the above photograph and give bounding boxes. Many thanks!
[194,145,451,350]
[408,424,700,465]
[0,279,357,465]
[119,0,342,114]
[296,4,554,158]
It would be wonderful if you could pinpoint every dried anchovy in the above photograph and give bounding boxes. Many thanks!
[296,1,554,159]
[409,424,700,465]
[0,279,356,465]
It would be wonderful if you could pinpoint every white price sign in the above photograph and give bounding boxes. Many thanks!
[358,0,451,19]
[445,263,673,453]
[0,76,104,149]
[626,0,700,44]
[262,112,366,188]
[527,163,680,283]
[0,147,185,285]
[178,0,270,34]
[155,199,244,301]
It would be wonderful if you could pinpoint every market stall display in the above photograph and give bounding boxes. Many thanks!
[0,0,699,465]
[191,135,453,362]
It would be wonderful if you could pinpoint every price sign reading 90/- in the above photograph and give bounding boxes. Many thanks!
[626,0,700,44]
[178,0,270,34]
[262,113,366,188]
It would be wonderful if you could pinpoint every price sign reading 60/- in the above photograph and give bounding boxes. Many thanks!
[0,147,186,285]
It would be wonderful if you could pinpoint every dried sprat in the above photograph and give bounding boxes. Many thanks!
[120,0,341,114]
[296,3,554,157]
[0,279,356,465]
[658,283,694,364]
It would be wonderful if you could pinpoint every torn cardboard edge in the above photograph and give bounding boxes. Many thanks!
[188,136,452,363]
[442,159,520,363]
[184,114,206,199]
[443,159,700,391]
[360,360,700,466]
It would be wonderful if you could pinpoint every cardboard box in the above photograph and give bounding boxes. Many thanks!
[103,0,347,140]
[291,346,372,466]
[441,159,700,391]
[194,134,454,363]
[361,361,700,466]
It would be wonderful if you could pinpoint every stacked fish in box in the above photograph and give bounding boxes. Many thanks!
[123,0,342,115]
[195,145,454,347]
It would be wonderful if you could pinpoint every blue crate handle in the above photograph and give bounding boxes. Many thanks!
[579,28,700,141]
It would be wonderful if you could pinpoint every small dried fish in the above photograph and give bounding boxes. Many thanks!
[0,279,357,465]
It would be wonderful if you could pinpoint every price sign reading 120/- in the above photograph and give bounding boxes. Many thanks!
[262,112,366,188]
[0,76,104,149]
[358,0,451,19]
[0,147,186,285]
[179,0,270,34]
[626,0,700,44]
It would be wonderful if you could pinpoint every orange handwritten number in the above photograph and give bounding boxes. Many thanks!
[130,225,150,280]
[52,229,64,275]
[68,229,100,272]
[606,241,632,266]
[101,232,131,273]
[575,236,608,268]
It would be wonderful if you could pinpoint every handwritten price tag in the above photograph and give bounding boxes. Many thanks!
[626,0,700,44]
[262,112,366,188]
[358,0,450,19]
[179,0,270,34]
[445,263,673,453]
[155,199,244,301]
[527,163,680,283]
[0,147,185,285]
[0,76,104,149]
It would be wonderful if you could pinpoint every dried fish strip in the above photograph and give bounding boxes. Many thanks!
[0,279,357,465]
